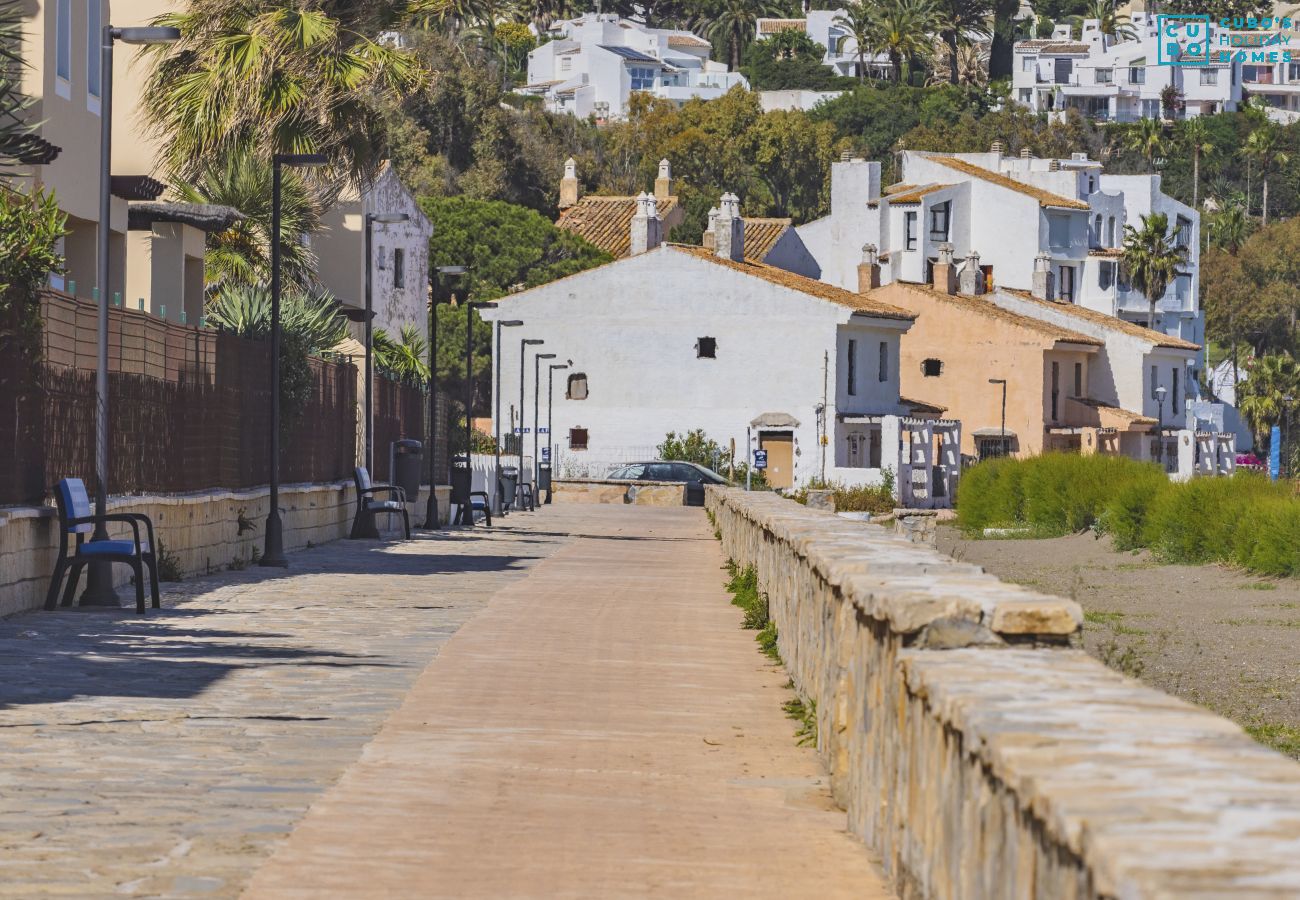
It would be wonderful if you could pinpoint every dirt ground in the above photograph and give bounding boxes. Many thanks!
[936,527,1300,759]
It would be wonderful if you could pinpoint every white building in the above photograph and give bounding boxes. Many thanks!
[1012,17,1243,121]
[520,13,748,119]
[314,164,434,342]
[794,148,1204,352]
[754,12,891,79]
[481,194,960,500]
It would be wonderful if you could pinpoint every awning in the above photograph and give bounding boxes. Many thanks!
[972,428,1017,439]
[751,412,800,428]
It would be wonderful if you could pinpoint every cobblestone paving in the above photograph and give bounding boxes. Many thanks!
[0,521,570,897]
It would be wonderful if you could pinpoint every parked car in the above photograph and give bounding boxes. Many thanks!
[606,461,728,506]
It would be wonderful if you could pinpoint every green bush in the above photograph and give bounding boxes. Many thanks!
[957,453,1300,578]
[791,474,895,513]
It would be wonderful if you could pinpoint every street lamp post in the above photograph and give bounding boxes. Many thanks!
[80,23,181,606]
[260,152,328,569]
[988,378,1007,459]
[533,353,557,495]
[425,265,467,529]
[1155,384,1168,469]
[518,338,544,509]
[457,300,496,525]
[494,319,524,514]
[362,212,409,474]
[547,361,571,503]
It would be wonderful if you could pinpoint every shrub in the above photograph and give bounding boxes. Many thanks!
[790,473,895,513]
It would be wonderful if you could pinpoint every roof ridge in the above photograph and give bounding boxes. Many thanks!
[925,155,1091,210]
[997,288,1201,351]
[885,281,1102,345]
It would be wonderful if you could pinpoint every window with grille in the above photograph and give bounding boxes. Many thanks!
[696,337,716,358]
[921,358,942,377]
[569,427,589,450]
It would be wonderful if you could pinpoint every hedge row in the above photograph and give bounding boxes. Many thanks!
[956,454,1300,577]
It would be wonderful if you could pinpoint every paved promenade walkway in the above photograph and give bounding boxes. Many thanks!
[1,505,889,898]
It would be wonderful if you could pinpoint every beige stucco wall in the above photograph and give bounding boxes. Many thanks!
[706,487,1300,898]
[881,282,1092,458]
[551,479,685,505]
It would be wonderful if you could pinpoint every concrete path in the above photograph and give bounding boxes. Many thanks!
[0,522,570,897]
[244,506,891,899]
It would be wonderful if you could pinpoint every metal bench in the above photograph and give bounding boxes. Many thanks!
[45,478,160,614]
[350,467,411,540]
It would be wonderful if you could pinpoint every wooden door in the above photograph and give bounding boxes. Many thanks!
[760,432,794,489]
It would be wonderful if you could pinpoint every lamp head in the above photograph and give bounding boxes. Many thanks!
[369,212,410,225]
[551,362,570,370]
[114,26,181,44]
[1156,385,1167,398]
[274,153,328,167]
[501,320,524,327]
[988,378,1006,385]
[537,353,557,360]
[470,301,498,309]
[524,339,544,346]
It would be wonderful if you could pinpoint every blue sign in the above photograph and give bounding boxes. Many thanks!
[539,427,549,434]
[542,447,551,461]
[512,427,531,435]
[753,448,768,470]
[1271,424,1281,481]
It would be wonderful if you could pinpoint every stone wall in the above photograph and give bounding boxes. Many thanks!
[706,486,1300,898]
[551,479,685,506]
[0,483,453,618]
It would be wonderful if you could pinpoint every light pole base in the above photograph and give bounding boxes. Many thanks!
[423,493,441,530]
[260,509,289,568]
[79,559,121,607]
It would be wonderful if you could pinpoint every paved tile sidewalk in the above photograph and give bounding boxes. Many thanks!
[245,505,893,899]
[0,522,568,897]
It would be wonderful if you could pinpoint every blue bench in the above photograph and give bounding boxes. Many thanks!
[45,478,160,614]
[350,467,411,540]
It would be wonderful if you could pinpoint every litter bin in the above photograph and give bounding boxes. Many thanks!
[499,466,519,513]
[451,456,472,524]
[538,465,552,503]
[391,439,422,503]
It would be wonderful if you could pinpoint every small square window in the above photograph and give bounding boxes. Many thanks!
[696,337,716,358]
[569,427,589,450]
[921,358,942,377]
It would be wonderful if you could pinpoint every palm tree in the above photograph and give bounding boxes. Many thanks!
[698,0,787,71]
[143,2,425,189]
[173,147,323,293]
[1179,116,1215,211]
[1122,212,1190,331]
[375,325,432,384]
[926,39,989,85]
[833,2,877,81]
[1245,123,1290,225]
[1083,0,1136,42]
[865,0,942,83]
[1124,118,1167,172]
[1238,353,1300,450]
[935,0,991,85]
[1206,198,1251,254]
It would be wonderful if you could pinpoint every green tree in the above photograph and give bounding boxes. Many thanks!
[143,1,424,188]
[864,0,942,82]
[695,0,790,71]
[833,3,878,81]
[174,147,323,292]
[1121,212,1188,331]
[1179,116,1215,211]
[1124,118,1167,172]
[743,30,853,90]
[988,0,1020,79]
[658,429,727,468]
[1245,123,1289,225]
[374,325,431,385]
[746,110,839,221]
[1079,0,1135,40]
[934,0,991,86]
[1238,353,1300,450]
[0,188,65,359]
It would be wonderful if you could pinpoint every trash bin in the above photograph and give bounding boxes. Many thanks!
[499,466,518,512]
[391,439,422,503]
[450,457,471,506]
[537,465,552,492]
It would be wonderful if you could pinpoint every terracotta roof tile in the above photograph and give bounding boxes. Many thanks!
[672,245,916,321]
[556,195,680,257]
[887,183,953,205]
[999,288,1201,351]
[667,34,711,47]
[1069,396,1157,425]
[1039,42,1091,53]
[741,218,791,261]
[757,18,806,33]
[925,155,1091,210]
[878,281,1103,345]
[883,183,916,195]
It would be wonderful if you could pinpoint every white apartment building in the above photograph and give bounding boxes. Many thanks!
[754,12,891,79]
[795,148,1203,351]
[520,13,748,119]
[481,194,961,501]
[1012,16,1243,121]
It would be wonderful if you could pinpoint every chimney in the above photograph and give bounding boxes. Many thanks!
[858,244,882,292]
[958,250,984,295]
[629,192,662,256]
[931,243,957,295]
[1048,158,1061,172]
[990,140,1004,164]
[560,158,579,209]
[1020,147,1032,160]
[654,158,672,202]
[702,206,719,250]
[1032,252,1055,300]
[714,192,745,262]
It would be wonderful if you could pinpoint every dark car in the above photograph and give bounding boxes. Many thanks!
[607,461,729,506]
